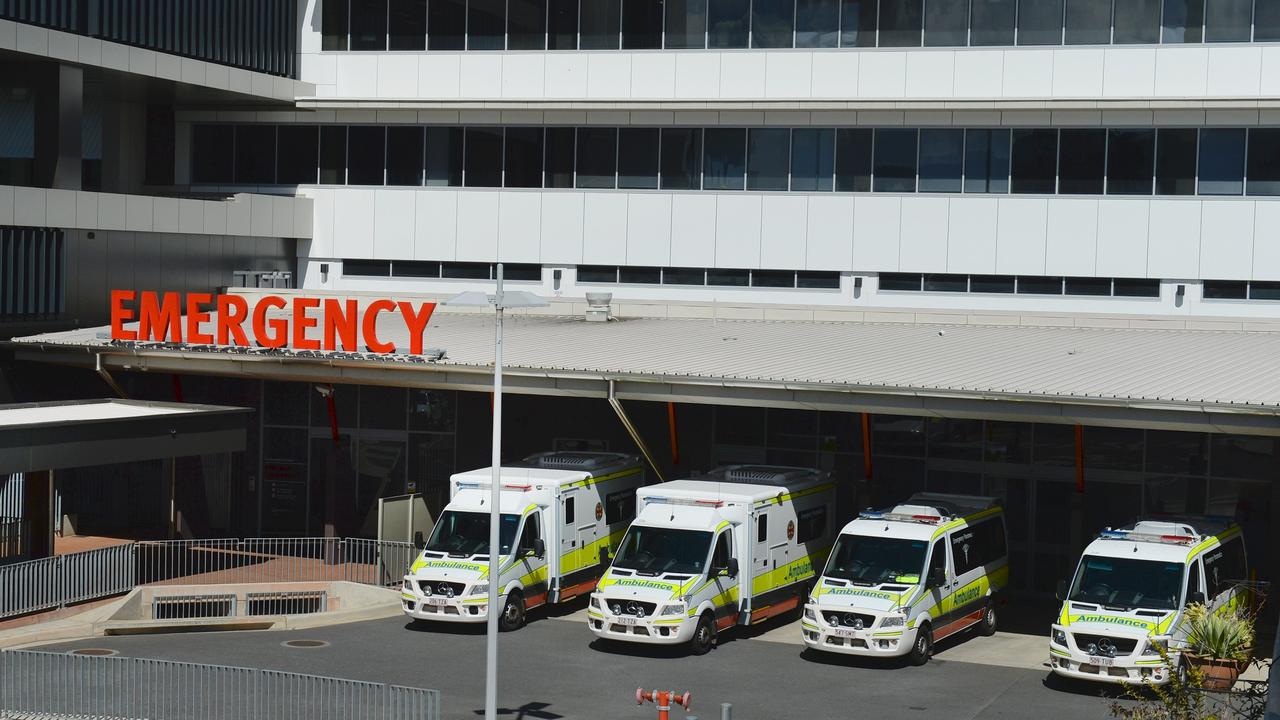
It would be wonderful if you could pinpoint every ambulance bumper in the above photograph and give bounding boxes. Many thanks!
[401,577,488,623]
[1047,626,1173,685]
[585,600,695,644]
[800,604,913,657]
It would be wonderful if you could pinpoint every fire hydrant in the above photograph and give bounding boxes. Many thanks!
[636,688,692,720]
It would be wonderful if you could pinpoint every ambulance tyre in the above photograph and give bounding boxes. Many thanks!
[909,624,933,666]
[499,591,525,632]
[690,612,716,656]
[978,602,997,637]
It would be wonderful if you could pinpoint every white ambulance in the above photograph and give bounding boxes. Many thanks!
[1049,517,1249,685]
[402,451,645,630]
[587,465,835,655]
[802,493,1008,665]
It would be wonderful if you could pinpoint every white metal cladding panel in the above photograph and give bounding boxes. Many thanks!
[1206,46,1263,97]
[759,194,808,270]
[587,54,632,99]
[376,55,417,98]
[721,53,767,98]
[539,193,585,263]
[715,194,762,268]
[455,192,499,261]
[1104,48,1157,98]
[335,54,376,97]
[1002,49,1055,98]
[1252,203,1280,281]
[1096,200,1151,278]
[1262,47,1280,96]
[544,54,588,98]
[804,195,853,270]
[502,54,545,99]
[1044,199,1098,277]
[857,52,906,99]
[674,53,720,99]
[898,197,948,273]
[904,52,954,98]
[1051,48,1105,98]
[332,189,374,258]
[418,55,461,97]
[626,193,672,266]
[581,193,628,265]
[853,196,901,269]
[810,52,858,98]
[497,192,542,263]
[373,190,415,259]
[1199,201,1255,281]
[414,190,458,261]
[1154,47,1209,98]
[945,198,998,274]
[669,194,717,267]
[459,54,503,98]
[765,53,811,99]
[995,197,1048,275]
[1147,200,1201,279]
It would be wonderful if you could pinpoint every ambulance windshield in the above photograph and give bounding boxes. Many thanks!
[825,534,929,586]
[613,526,712,576]
[1069,556,1184,611]
[426,510,521,558]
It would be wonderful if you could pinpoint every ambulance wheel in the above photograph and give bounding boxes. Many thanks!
[499,592,525,632]
[909,625,933,666]
[690,613,716,656]
[978,602,998,637]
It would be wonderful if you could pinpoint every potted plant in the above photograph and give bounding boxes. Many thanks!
[1180,603,1254,691]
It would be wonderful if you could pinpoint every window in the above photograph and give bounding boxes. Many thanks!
[666,0,709,47]
[798,271,841,289]
[924,274,968,291]
[703,128,747,190]
[950,526,981,575]
[835,128,873,192]
[385,126,424,186]
[396,261,441,278]
[623,0,664,48]
[1065,0,1113,44]
[429,0,467,50]
[549,0,579,48]
[504,127,544,188]
[1198,129,1246,196]
[618,128,659,189]
[971,275,1015,293]
[1252,282,1280,299]
[545,127,575,188]
[964,129,1010,193]
[442,262,491,279]
[918,129,964,193]
[747,128,790,190]
[711,531,731,570]
[234,126,276,184]
[347,126,385,185]
[924,0,969,46]
[576,128,618,188]
[757,514,768,543]
[873,129,919,193]
[620,266,662,283]
[425,127,463,187]
[1058,129,1105,195]
[579,266,619,283]
[796,0,840,47]
[1257,0,1280,41]
[840,0,878,46]
[970,0,1015,44]
[708,0,751,47]
[468,0,506,49]
[1203,281,1247,300]
[322,0,349,50]
[1113,278,1160,297]
[880,273,923,291]
[1247,129,1280,196]
[350,0,388,49]
[1018,0,1064,44]
[509,0,548,49]
[927,538,947,586]
[664,267,706,284]
[879,0,924,46]
[708,269,750,286]
[754,269,796,287]
[565,496,575,524]
[1204,0,1252,42]
[1114,0,1160,43]
[389,0,427,50]
[1011,129,1058,194]
[581,0,622,48]
[1018,276,1064,294]
[345,260,392,277]
[1155,128,1197,195]
[797,506,827,543]
[1065,277,1111,295]
[277,126,319,185]
[464,127,503,187]
[791,129,835,191]
[1185,559,1203,602]
[1162,0,1204,41]
[752,0,795,47]
[519,513,542,553]
[320,126,347,184]
[661,128,702,189]
[1106,129,1154,195]
[192,125,234,184]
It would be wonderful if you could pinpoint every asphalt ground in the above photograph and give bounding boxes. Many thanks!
[35,605,1128,720]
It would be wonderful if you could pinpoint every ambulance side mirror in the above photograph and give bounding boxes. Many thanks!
[1055,580,1067,602]
[1187,591,1206,607]
[930,568,946,589]
[726,558,739,579]
[599,546,612,566]
[413,531,425,550]
[531,539,546,559]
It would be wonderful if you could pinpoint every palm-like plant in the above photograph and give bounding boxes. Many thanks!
[1183,603,1254,662]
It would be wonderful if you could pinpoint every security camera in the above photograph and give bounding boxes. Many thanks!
[314,385,334,398]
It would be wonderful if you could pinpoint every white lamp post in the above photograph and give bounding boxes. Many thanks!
[444,264,547,720]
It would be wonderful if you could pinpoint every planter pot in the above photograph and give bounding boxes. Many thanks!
[1183,653,1249,690]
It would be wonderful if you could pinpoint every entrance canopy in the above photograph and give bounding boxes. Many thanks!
[10,298,1280,436]
[0,399,249,474]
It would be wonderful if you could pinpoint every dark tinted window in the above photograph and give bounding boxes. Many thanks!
[468,0,506,49]
[581,0,621,49]
[873,129,918,192]
[928,538,947,585]
[924,0,969,45]
[797,271,841,289]
[791,129,835,192]
[464,127,503,187]
[797,506,828,543]
[579,266,618,282]
[429,0,466,49]
[964,129,1010,193]
[396,261,441,278]
[708,0,751,47]
[350,0,388,49]
[234,126,276,184]
[623,0,664,48]
[322,0,350,50]
[754,269,796,287]
[504,127,544,188]
[425,127,463,187]
[1162,0,1204,42]
[1106,129,1154,195]
[971,275,1015,293]
[757,514,768,543]
[1114,0,1160,43]
[1011,129,1058,194]
[708,269,750,286]
[565,496,575,525]
[703,128,747,190]
[508,0,548,49]
[549,0,579,48]
[545,127,576,188]
[345,260,391,276]
[924,274,967,291]
[747,128,790,190]
[618,128,659,189]
[277,125,319,185]
[918,129,964,193]
[620,266,662,283]
[881,273,923,291]
[1257,0,1280,41]
[1155,128,1197,195]
[1113,278,1160,297]
[1247,129,1280,196]
[667,0,709,47]
[1065,277,1111,295]
[347,126,385,185]
[1065,0,1113,44]
[442,262,490,279]
[664,267,706,284]
[319,126,347,184]
[576,127,618,188]
[661,128,702,190]
[879,0,923,46]
[1203,281,1247,300]
[1204,0,1251,41]
[796,0,840,47]
[192,125,234,184]
[1018,276,1063,294]
[752,0,795,47]
[386,126,424,186]
[840,0,878,46]
[1058,129,1105,195]
[1018,0,1064,44]
[605,488,636,525]
[389,0,427,50]
[971,0,1015,44]
[835,128,873,192]
[1198,129,1246,196]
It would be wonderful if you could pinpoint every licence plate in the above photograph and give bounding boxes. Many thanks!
[424,597,448,606]
[1089,656,1115,667]
[832,628,860,638]
[614,616,639,626]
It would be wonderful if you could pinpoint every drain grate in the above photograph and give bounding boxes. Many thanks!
[281,639,329,649]
[246,590,327,617]
[68,648,119,656]
[153,594,237,620]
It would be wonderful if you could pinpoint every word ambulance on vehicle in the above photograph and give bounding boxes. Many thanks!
[402,451,645,630]
[587,465,835,655]
[1050,517,1248,685]
[802,493,1008,665]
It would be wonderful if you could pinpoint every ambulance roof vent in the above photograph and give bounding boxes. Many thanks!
[720,465,819,486]
[525,451,630,471]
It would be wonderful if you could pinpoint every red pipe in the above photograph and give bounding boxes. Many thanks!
[861,413,873,480]
[1074,424,1085,494]
[326,385,340,447]
[171,374,184,403]
[667,402,681,465]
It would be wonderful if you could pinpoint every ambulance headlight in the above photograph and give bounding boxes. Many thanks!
[804,606,816,621]
[468,584,486,596]
[1052,629,1068,647]
[1143,638,1169,656]
[660,603,686,617]
[880,613,906,628]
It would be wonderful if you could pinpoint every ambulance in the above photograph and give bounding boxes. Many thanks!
[587,465,835,655]
[1049,517,1249,685]
[401,451,645,630]
[801,493,1008,665]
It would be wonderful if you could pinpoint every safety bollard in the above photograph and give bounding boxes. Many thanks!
[637,688,693,720]
[721,703,732,720]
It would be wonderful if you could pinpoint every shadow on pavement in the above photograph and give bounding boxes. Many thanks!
[798,647,914,670]
[469,701,565,719]
[403,620,487,636]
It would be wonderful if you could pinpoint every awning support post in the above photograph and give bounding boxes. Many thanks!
[607,380,667,484]
[95,354,128,399]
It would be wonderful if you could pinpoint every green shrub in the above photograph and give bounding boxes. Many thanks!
[1183,603,1253,662]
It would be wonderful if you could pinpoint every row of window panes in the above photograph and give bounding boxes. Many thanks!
[191,124,1280,197]
[879,273,1161,297]
[343,260,542,279]
[321,0,1280,51]
[577,265,841,288]
[1202,280,1280,301]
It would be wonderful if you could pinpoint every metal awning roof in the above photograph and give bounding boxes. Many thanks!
[0,399,250,474]
[10,310,1280,436]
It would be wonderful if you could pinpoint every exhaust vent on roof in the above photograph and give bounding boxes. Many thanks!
[726,467,789,484]
[531,452,623,471]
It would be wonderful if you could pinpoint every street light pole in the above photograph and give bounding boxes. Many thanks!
[484,264,505,720]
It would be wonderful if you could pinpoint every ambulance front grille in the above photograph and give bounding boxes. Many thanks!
[1072,633,1138,656]
[418,580,467,598]
[606,599,657,618]
[823,610,876,629]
